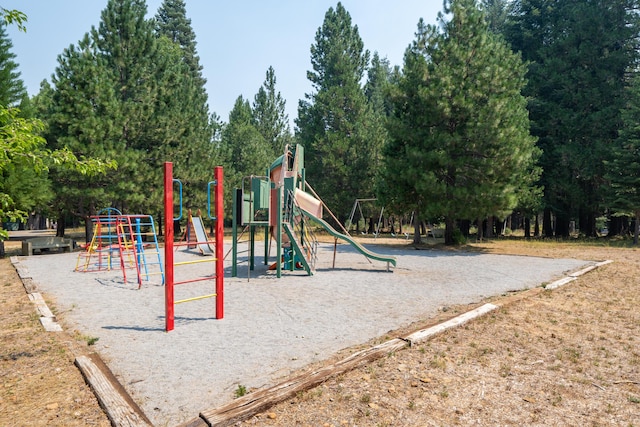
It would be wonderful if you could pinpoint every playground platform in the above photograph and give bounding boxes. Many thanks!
[15,240,592,426]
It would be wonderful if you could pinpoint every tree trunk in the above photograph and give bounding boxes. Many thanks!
[477,218,484,241]
[444,217,456,245]
[634,210,639,246]
[486,216,494,238]
[56,213,66,238]
[413,220,422,245]
[543,208,553,238]
[555,212,571,239]
[84,216,93,245]
[534,213,540,237]
[459,219,470,237]
[579,207,597,237]
[524,216,531,238]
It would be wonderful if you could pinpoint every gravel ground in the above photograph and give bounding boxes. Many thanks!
[18,240,590,426]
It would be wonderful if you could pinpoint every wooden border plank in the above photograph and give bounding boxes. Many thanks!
[75,353,153,427]
[405,303,499,346]
[28,292,55,318]
[194,339,408,427]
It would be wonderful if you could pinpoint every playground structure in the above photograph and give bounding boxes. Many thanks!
[163,162,224,332]
[179,209,216,256]
[75,208,164,288]
[231,144,396,278]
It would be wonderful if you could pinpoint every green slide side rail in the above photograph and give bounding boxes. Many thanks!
[299,208,397,268]
[283,222,314,276]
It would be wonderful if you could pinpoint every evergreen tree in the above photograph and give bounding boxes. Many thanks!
[252,66,292,158]
[41,0,219,235]
[381,0,539,245]
[363,52,392,216]
[220,96,271,198]
[44,33,132,236]
[506,0,639,237]
[606,74,640,245]
[480,0,511,35]
[154,0,206,89]
[154,0,217,213]
[296,2,377,223]
[0,22,25,107]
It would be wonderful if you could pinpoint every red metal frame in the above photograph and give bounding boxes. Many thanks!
[164,162,224,332]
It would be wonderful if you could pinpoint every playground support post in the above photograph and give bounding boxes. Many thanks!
[164,162,175,331]
[213,165,224,319]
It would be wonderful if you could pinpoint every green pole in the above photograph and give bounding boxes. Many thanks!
[250,224,255,271]
[232,189,238,277]
[276,186,282,278]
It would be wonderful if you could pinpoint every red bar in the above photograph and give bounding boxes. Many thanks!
[164,162,175,331]
[215,166,224,319]
[174,276,216,286]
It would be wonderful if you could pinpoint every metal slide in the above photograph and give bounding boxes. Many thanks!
[191,216,214,255]
[299,207,397,269]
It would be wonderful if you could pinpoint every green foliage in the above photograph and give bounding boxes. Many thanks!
[220,96,271,192]
[506,0,639,237]
[605,73,640,244]
[234,384,247,398]
[252,66,292,159]
[382,0,539,245]
[0,105,115,239]
[0,22,25,107]
[39,0,217,230]
[0,8,27,32]
[296,2,382,222]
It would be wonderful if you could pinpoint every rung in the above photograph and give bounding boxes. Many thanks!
[174,258,217,266]
[175,293,217,304]
[174,276,216,285]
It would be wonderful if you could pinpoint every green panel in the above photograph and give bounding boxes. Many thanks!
[242,192,252,225]
[251,178,271,210]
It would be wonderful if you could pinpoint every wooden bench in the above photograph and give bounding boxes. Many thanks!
[22,237,73,256]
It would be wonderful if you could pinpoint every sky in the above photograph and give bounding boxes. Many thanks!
[4,1,442,126]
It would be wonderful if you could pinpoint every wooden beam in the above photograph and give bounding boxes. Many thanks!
[404,303,498,346]
[189,338,408,427]
[75,353,153,427]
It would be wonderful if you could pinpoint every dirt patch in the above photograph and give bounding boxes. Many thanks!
[0,243,110,426]
[1,239,639,426]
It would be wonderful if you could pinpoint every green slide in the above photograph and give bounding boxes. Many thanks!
[282,222,314,275]
[299,208,397,268]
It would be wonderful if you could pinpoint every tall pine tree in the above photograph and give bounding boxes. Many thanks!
[381,0,539,245]
[506,0,638,237]
[0,22,25,107]
[606,74,640,244]
[154,0,217,213]
[219,96,271,199]
[296,2,378,223]
[252,66,292,159]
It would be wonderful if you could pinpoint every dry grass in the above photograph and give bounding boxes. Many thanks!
[0,242,110,427]
[242,239,640,426]
[1,238,639,426]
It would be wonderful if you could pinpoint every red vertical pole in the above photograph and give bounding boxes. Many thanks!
[214,166,224,319]
[164,162,175,331]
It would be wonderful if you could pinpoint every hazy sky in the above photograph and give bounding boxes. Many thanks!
[4,1,442,125]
